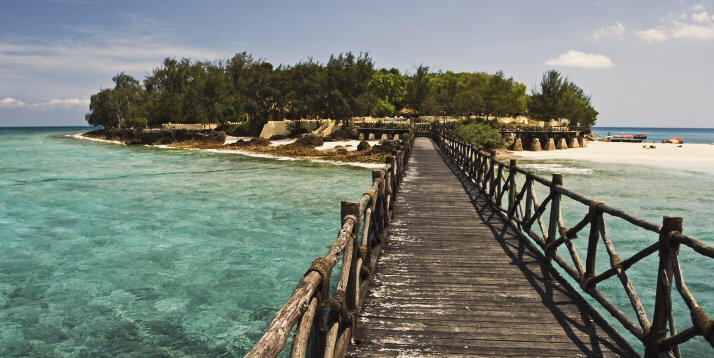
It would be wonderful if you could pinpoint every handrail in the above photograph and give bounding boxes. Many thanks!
[247,137,414,357]
[432,128,713,357]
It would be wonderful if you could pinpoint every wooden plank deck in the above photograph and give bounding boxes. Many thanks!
[348,138,637,357]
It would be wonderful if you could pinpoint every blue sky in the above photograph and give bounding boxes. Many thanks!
[1,0,713,127]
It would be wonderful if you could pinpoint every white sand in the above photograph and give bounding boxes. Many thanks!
[71,133,383,168]
[510,141,714,173]
[315,140,380,151]
[223,136,252,144]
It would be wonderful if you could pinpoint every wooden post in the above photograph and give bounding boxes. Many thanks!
[487,151,496,198]
[546,174,563,260]
[508,159,517,220]
[342,201,361,311]
[645,216,683,358]
[372,170,386,239]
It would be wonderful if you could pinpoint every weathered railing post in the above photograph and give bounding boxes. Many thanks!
[645,216,683,358]
[371,170,385,238]
[546,174,563,261]
[507,159,517,220]
[342,202,361,311]
[487,151,496,198]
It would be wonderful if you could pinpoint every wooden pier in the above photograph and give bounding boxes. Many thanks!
[248,130,714,358]
[348,138,634,356]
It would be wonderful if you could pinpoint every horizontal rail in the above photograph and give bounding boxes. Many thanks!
[432,127,713,357]
[247,137,414,357]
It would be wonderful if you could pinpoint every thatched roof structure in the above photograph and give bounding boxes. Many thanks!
[397,107,418,117]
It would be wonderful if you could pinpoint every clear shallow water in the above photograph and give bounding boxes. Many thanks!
[0,127,370,356]
[592,126,714,144]
[518,160,713,356]
[1,128,712,356]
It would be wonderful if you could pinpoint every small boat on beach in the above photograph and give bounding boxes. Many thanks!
[607,132,647,143]
[662,137,684,144]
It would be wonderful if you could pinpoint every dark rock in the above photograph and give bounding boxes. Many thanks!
[294,133,324,147]
[249,137,270,146]
[357,140,371,151]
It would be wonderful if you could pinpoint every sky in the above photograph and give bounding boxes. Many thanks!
[1,0,713,127]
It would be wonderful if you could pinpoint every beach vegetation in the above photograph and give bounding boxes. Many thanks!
[450,121,504,149]
[371,99,396,117]
[529,70,598,129]
[85,54,598,134]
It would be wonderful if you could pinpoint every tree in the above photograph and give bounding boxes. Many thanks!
[529,70,597,129]
[368,70,406,108]
[404,65,431,113]
[371,99,395,117]
[85,89,116,128]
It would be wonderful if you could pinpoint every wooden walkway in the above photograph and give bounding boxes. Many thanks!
[348,138,636,357]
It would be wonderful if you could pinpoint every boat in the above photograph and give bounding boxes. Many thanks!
[662,137,684,144]
[607,132,647,143]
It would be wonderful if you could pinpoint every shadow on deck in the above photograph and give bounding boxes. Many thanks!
[348,138,637,357]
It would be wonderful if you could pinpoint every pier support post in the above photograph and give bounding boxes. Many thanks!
[569,137,580,148]
[512,137,523,151]
[557,137,568,150]
[530,138,542,151]
[645,216,683,358]
[545,137,556,151]
[579,136,588,147]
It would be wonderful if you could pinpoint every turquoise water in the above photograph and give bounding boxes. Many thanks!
[1,128,712,356]
[0,127,370,356]
[592,127,714,144]
[518,160,713,356]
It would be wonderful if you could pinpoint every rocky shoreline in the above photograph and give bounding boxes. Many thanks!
[82,129,404,165]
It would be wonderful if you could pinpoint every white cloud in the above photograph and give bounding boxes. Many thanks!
[545,50,614,68]
[692,11,710,23]
[0,15,227,78]
[0,97,27,108]
[636,6,714,42]
[635,28,669,42]
[670,22,714,39]
[591,22,625,39]
[30,98,90,110]
[0,97,89,110]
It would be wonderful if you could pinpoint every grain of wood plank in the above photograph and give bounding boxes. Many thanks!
[347,137,636,357]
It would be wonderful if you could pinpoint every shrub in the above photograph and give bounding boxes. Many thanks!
[370,99,395,117]
[122,117,148,128]
[450,122,503,149]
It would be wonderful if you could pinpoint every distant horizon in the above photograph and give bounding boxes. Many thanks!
[2,1,714,128]
[2,124,713,130]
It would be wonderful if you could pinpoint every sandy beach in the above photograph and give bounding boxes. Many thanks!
[73,134,385,168]
[509,141,714,173]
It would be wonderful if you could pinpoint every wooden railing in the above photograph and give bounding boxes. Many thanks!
[433,130,713,357]
[246,138,414,357]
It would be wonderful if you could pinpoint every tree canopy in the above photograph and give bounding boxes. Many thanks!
[528,70,598,129]
[86,53,598,133]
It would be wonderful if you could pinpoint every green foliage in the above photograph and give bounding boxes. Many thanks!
[370,99,395,117]
[122,117,147,128]
[451,121,504,149]
[368,70,406,107]
[85,53,597,133]
[529,70,598,129]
